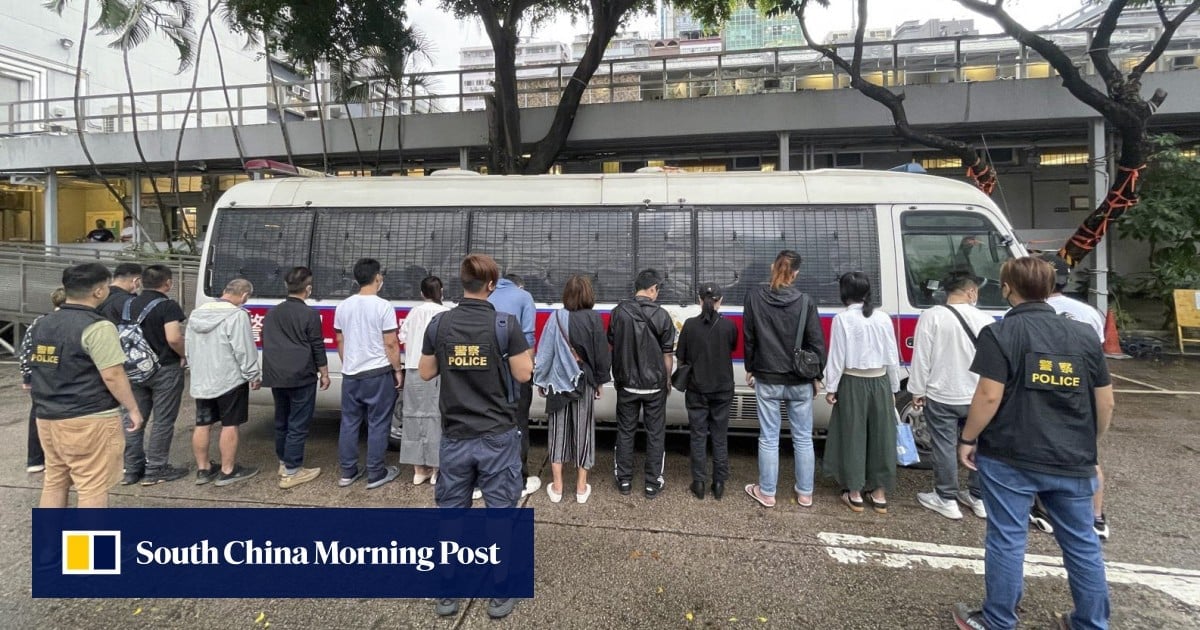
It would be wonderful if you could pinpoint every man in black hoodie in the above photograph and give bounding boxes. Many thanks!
[608,269,676,499]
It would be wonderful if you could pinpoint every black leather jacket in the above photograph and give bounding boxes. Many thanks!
[607,296,676,390]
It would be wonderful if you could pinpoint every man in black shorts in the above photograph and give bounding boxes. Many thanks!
[185,279,261,486]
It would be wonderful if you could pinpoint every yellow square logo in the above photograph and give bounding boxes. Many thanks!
[61,531,121,575]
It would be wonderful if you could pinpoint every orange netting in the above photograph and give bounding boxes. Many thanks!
[966,160,997,195]
[1059,164,1145,266]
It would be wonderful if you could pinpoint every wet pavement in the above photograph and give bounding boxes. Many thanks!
[2,357,1198,629]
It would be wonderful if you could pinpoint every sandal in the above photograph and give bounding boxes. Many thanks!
[546,482,563,504]
[866,492,888,514]
[744,484,776,508]
[794,488,813,508]
[841,491,865,513]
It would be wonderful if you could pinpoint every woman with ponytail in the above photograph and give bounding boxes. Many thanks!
[743,251,826,509]
[675,282,738,500]
[823,271,901,514]
[398,276,451,485]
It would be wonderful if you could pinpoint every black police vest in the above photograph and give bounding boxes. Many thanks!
[29,305,121,420]
[978,302,1100,476]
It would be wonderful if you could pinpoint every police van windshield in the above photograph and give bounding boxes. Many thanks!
[901,211,1014,309]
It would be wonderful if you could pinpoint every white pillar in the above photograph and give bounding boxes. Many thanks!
[777,132,790,171]
[43,171,58,246]
[1088,118,1108,314]
[459,147,469,171]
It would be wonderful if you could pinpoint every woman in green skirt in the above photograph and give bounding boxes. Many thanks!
[823,272,901,513]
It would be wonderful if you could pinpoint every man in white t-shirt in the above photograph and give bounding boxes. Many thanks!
[1044,254,1111,540]
[909,272,995,520]
[333,258,403,490]
[120,215,135,243]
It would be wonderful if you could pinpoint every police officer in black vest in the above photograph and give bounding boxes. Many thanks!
[420,254,532,621]
[29,263,145,508]
[952,256,1115,630]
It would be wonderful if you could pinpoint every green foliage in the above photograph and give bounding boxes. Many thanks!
[1117,134,1200,322]
[224,0,412,69]
[670,0,827,28]
[47,1,197,72]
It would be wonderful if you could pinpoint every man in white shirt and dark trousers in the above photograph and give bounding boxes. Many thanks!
[909,272,995,520]
[334,258,402,490]
[1044,254,1111,540]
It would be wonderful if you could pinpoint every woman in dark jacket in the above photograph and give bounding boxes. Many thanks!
[676,283,738,500]
[539,275,611,504]
[742,250,827,508]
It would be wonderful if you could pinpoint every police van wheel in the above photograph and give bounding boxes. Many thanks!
[388,398,403,452]
[895,391,933,469]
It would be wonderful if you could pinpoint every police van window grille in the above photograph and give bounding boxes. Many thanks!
[207,209,315,298]
[311,210,468,300]
[636,211,696,305]
[696,207,881,306]
[468,208,634,303]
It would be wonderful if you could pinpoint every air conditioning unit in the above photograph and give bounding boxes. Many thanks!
[287,84,308,98]
[328,105,345,119]
[981,147,1017,165]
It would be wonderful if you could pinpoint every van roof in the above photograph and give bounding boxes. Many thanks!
[215,169,997,210]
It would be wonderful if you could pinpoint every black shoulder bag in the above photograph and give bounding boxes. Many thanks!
[791,294,822,380]
[939,304,979,347]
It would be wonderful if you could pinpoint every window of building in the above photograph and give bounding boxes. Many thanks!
[1038,148,1089,166]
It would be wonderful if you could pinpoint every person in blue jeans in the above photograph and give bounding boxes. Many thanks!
[420,254,532,621]
[333,258,403,490]
[742,251,826,508]
[953,257,1115,630]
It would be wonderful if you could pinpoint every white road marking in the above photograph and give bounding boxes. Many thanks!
[817,532,1200,608]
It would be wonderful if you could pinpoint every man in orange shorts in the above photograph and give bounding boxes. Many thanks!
[28,263,144,508]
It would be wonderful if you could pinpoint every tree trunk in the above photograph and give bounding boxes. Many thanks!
[68,1,150,247]
[342,92,366,175]
[488,29,522,174]
[267,42,297,166]
[375,78,390,175]
[1058,124,1148,266]
[123,49,180,251]
[313,71,329,174]
[207,15,247,168]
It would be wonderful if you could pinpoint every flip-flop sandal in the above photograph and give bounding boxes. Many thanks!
[840,491,865,512]
[793,490,813,508]
[745,484,776,508]
[867,495,888,514]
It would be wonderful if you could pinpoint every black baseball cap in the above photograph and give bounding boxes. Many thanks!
[1042,253,1071,289]
[698,282,723,299]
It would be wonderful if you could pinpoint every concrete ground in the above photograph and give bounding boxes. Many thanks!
[2,358,1199,630]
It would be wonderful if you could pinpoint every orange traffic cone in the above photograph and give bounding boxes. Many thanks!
[1103,308,1131,359]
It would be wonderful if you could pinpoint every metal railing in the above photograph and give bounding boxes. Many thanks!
[1,25,1198,136]
[0,244,201,348]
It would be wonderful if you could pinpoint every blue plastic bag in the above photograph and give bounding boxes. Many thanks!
[896,411,920,467]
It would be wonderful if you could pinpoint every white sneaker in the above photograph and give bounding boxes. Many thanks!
[471,488,483,500]
[917,491,963,520]
[522,476,542,497]
[957,491,987,519]
[26,464,45,474]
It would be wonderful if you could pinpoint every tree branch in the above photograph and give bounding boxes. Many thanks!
[1088,0,1127,87]
[850,0,867,76]
[956,0,1119,122]
[1130,0,1200,81]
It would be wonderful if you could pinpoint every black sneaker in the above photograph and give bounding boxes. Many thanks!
[487,598,516,619]
[690,480,705,500]
[1093,513,1110,541]
[366,465,400,490]
[1030,504,1054,534]
[121,470,144,486]
[214,464,260,487]
[195,461,220,485]
[616,480,632,495]
[141,465,188,486]
[645,483,663,499]
[435,598,460,617]
[952,603,987,630]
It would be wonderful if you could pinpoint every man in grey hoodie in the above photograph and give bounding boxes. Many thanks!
[186,279,261,486]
